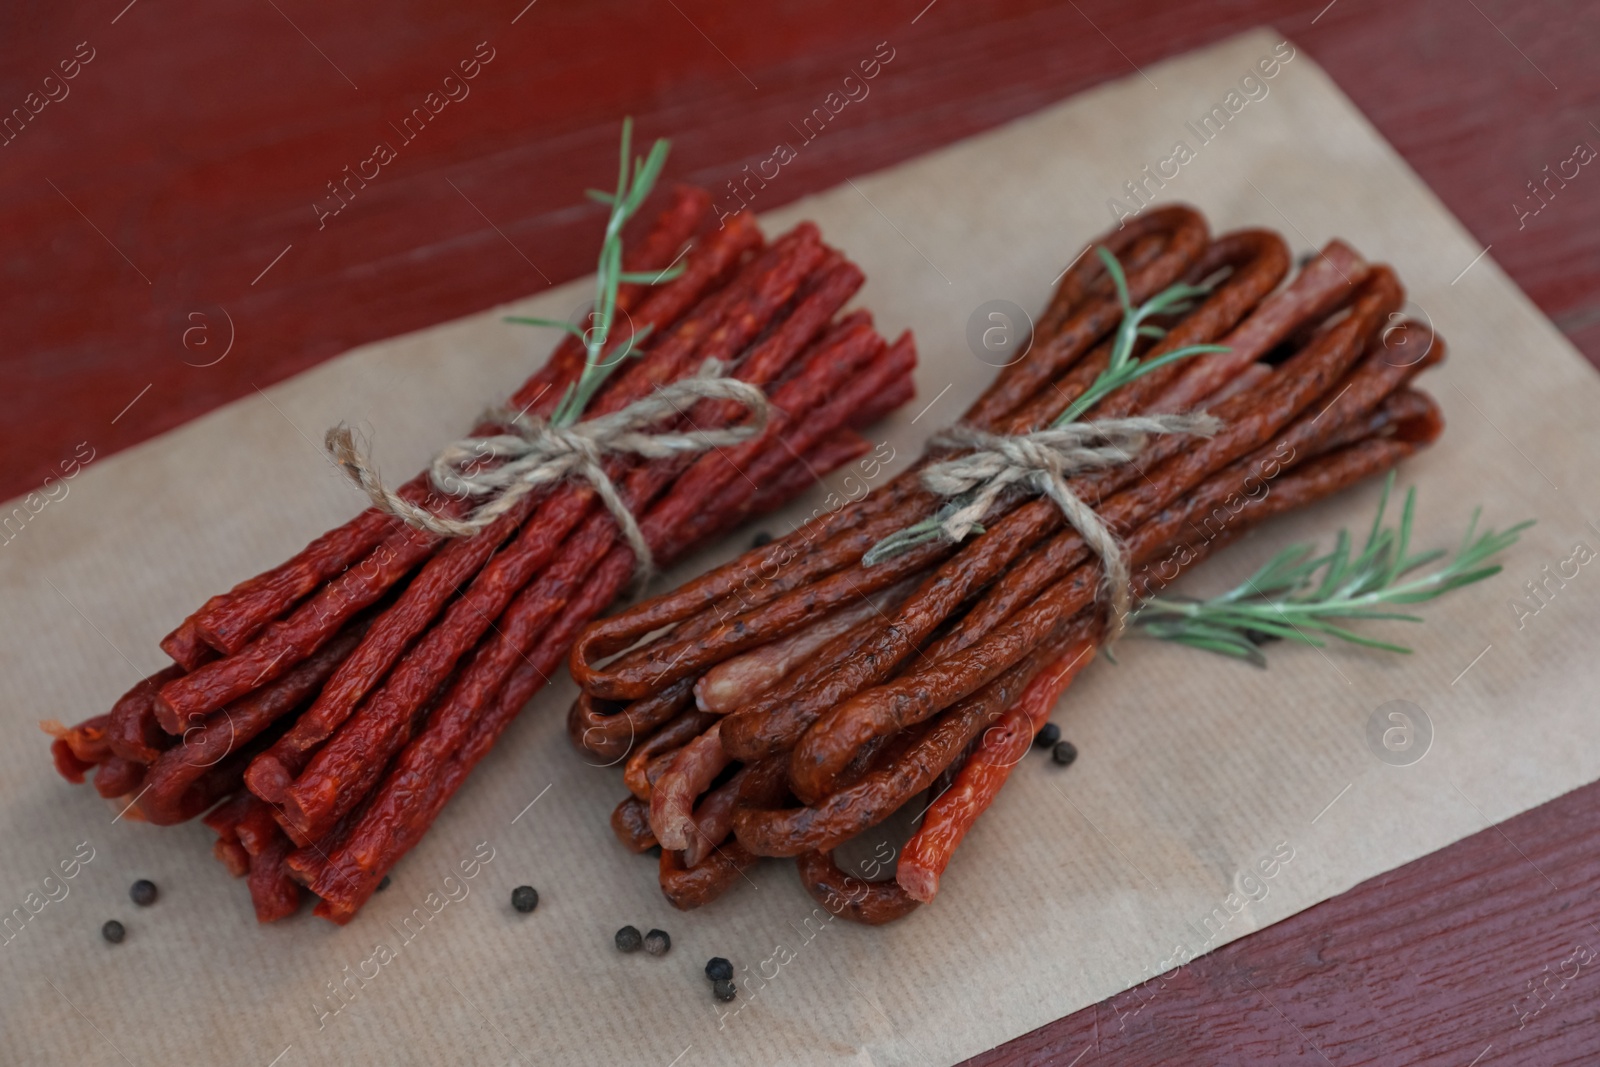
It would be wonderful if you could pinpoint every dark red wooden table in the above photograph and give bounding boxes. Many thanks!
[5,1,1597,1062]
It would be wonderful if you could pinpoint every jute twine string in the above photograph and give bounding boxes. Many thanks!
[922,413,1221,638]
[325,359,770,580]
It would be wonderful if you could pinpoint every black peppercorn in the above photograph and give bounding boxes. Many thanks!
[713,977,737,1002]
[511,885,539,913]
[1051,740,1078,767]
[643,928,671,956]
[101,920,125,944]
[705,957,733,982]
[615,925,644,953]
[1033,723,1060,749]
[129,879,158,907]
[751,530,773,548]
[377,875,391,892]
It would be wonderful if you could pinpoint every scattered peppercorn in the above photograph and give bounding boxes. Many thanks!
[1051,740,1079,767]
[1033,723,1061,749]
[643,928,671,956]
[705,957,733,982]
[101,920,125,944]
[511,886,539,913]
[129,879,158,907]
[1244,629,1282,646]
[377,875,391,892]
[713,978,737,1002]
[615,925,644,953]
[751,530,773,548]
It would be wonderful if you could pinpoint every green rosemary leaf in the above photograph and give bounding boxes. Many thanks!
[541,117,678,428]
[616,265,686,285]
[1134,480,1531,664]
[504,316,589,341]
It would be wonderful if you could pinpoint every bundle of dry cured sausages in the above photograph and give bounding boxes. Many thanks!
[43,187,918,924]
[569,204,1445,924]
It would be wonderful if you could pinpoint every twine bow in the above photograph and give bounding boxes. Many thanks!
[909,414,1221,638]
[325,359,770,580]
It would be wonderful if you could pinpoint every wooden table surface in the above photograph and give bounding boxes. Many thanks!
[5,0,1598,1062]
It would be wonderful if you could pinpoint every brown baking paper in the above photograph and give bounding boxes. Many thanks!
[4,28,1598,1066]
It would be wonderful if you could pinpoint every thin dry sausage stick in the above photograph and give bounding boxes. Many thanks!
[160,618,213,671]
[658,837,760,911]
[234,798,282,857]
[796,848,920,926]
[571,411,879,759]
[246,831,303,923]
[623,708,719,799]
[140,732,280,828]
[612,796,659,853]
[1313,387,1439,454]
[650,722,729,850]
[695,579,915,713]
[49,714,115,765]
[92,757,147,799]
[572,680,697,763]
[107,664,185,763]
[897,635,1097,903]
[732,429,877,513]
[49,738,96,784]
[202,792,254,837]
[683,757,789,867]
[214,837,251,878]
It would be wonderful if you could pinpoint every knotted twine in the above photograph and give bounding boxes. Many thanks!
[324,359,770,580]
[916,413,1221,639]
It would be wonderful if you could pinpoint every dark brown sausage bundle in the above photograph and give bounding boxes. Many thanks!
[568,205,1447,923]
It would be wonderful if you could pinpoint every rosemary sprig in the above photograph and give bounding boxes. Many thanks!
[1132,474,1534,666]
[860,247,1228,566]
[504,117,682,427]
[1053,247,1230,426]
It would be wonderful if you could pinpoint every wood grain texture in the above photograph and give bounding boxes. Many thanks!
[3,1,1598,1063]
[962,778,1600,1066]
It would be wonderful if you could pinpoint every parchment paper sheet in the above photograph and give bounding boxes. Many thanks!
[4,28,1598,1067]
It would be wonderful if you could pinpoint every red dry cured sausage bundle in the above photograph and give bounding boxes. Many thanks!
[42,185,918,924]
[568,205,1449,922]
